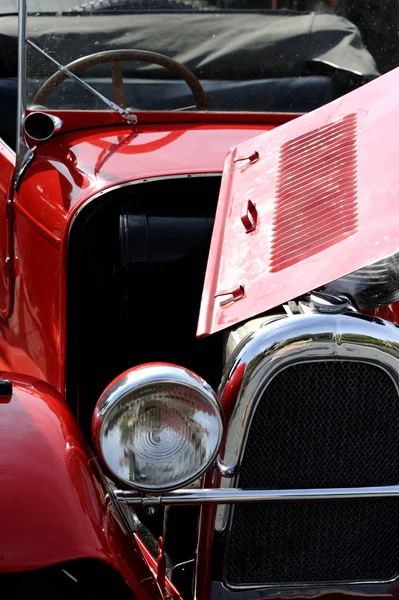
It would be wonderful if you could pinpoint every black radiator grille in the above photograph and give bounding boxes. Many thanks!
[225,361,399,586]
[226,498,399,585]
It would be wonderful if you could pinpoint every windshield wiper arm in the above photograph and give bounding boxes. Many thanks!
[26,39,138,125]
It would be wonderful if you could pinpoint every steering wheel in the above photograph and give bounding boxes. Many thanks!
[33,49,206,110]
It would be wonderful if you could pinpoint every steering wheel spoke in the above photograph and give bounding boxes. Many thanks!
[111,60,126,108]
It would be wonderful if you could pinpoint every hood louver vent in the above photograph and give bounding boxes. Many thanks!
[270,113,358,273]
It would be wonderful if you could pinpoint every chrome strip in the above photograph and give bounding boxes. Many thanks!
[114,484,399,507]
[16,0,28,173]
[17,0,26,151]
[210,580,399,599]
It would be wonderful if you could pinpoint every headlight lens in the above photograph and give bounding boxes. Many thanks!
[92,363,223,492]
[321,252,399,310]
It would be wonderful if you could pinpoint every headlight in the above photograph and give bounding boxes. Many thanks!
[92,363,223,492]
[321,252,399,310]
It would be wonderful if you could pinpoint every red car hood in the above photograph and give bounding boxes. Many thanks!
[198,66,399,337]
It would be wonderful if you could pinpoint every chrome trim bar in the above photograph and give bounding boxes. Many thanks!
[16,0,28,170]
[114,485,399,508]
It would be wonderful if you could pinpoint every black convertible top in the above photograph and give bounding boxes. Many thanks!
[0,0,79,11]
[0,10,379,80]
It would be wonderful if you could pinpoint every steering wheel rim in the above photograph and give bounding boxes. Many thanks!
[33,48,206,110]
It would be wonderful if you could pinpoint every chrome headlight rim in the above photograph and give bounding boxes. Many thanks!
[92,362,224,492]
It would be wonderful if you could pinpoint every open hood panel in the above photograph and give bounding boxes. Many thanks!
[198,67,399,337]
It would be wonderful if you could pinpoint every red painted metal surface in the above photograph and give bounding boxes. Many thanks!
[195,364,245,600]
[18,121,277,242]
[195,506,218,600]
[0,372,163,598]
[0,140,15,318]
[269,113,358,272]
[0,117,280,595]
[23,109,300,148]
[134,534,183,600]
[3,121,276,393]
[197,66,399,337]
[3,91,395,597]
[370,301,399,324]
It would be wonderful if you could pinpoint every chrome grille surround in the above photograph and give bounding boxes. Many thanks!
[214,311,399,591]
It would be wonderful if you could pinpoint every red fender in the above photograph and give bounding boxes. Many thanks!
[0,373,163,599]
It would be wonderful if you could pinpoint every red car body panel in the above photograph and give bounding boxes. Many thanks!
[23,109,300,146]
[0,372,165,598]
[19,121,279,235]
[0,140,15,319]
[2,121,278,395]
[197,66,399,337]
[0,118,284,595]
[2,67,398,598]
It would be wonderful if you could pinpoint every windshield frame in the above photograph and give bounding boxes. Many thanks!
[15,0,30,181]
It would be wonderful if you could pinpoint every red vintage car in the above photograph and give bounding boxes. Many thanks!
[1,0,399,598]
